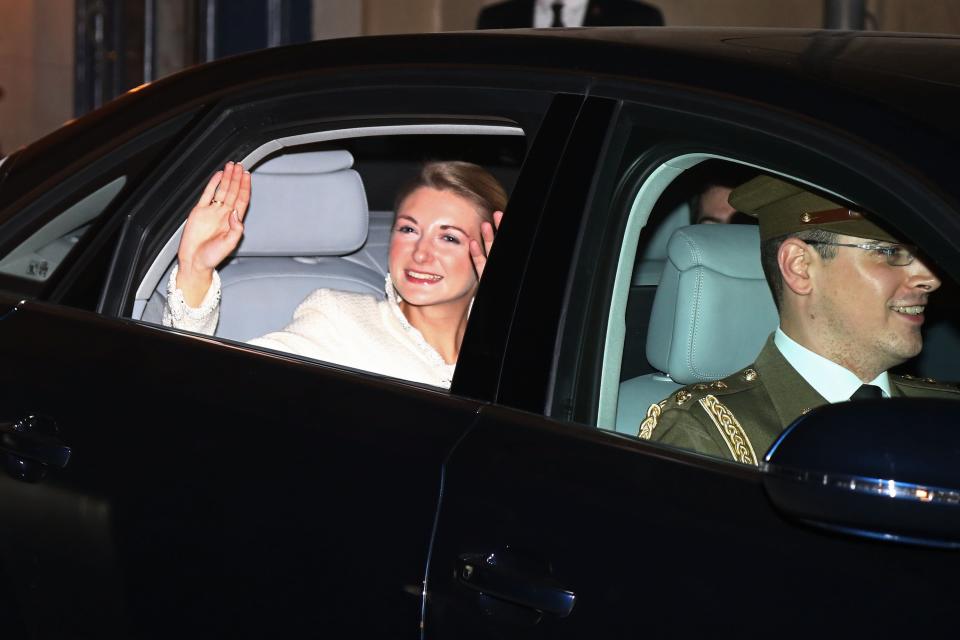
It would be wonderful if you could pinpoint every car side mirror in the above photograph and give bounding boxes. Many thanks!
[761,398,960,548]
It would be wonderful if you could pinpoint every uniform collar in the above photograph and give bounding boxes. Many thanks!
[774,327,892,400]
[754,336,827,428]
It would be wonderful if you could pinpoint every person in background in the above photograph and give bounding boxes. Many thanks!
[477,0,663,29]
[691,162,756,224]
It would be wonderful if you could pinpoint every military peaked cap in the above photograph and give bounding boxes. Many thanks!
[729,175,898,243]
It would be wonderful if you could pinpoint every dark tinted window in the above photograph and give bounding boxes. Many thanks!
[0,110,199,305]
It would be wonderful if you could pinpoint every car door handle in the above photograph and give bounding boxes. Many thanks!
[456,551,576,617]
[0,415,71,468]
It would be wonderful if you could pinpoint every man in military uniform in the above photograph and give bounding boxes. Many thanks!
[641,175,959,465]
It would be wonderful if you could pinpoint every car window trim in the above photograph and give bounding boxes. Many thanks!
[241,123,524,168]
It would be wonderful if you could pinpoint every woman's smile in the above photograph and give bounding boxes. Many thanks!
[405,269,444,284]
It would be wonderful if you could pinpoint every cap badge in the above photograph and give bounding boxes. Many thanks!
[800,207,863,226]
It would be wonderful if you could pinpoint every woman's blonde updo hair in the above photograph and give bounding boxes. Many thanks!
[393,161,507,224]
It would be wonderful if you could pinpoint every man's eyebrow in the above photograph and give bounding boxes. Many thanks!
[440,225,468,235]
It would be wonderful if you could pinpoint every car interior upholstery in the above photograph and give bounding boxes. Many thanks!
[619,200,692,382]
[615,224,778,434]
[139,149,388,342]
[631,201,691,287]
[217,150,385,342]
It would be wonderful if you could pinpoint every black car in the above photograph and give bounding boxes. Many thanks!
[1,28,959,638]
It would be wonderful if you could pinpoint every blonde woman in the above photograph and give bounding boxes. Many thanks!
[164,160,506,388]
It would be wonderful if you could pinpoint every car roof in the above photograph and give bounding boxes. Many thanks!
[165,27,960,129]
[33,28,960,129]
[8,28,960,194]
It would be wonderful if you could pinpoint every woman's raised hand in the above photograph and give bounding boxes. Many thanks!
[469,210,504,282]
[176,161,251,306]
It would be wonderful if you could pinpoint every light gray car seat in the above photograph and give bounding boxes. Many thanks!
[215,150,386,342]
[632,201,691,285]
[141,150,388,342]
[615,224,779,433]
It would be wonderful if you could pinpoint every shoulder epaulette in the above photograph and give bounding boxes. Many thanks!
[696,394,758,465]
[893,373,960,394]
[638,364,763,459]
[661,365,762,411]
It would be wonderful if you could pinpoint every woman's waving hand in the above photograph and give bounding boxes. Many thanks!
[176,161,251,306]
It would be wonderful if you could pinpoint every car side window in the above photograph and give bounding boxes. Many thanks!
[0,176,126,283]
[133,129,526,389]
[0,110,200,306]
[550,106,960,465]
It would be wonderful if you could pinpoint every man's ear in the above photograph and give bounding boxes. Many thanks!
[778,238,815,296]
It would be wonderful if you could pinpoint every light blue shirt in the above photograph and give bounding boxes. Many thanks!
[774,327,891,402]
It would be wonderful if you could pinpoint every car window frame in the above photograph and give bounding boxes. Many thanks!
[535,86,960,443]
[101,76,579,317]
[94,76,588,404]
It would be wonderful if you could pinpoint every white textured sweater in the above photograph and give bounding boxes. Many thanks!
[162,266,456,388]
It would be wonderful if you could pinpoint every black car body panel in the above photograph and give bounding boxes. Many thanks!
[0,28,958,638]
[0,298,480,636]
[427,404,959,637]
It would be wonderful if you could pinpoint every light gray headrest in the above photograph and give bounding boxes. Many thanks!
[238,150,368,256]
[646,224,778,384]
[632,202,691,285]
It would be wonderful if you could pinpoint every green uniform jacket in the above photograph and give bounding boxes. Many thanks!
[641,336,960,465]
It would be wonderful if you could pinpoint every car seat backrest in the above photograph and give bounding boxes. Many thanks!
[216,150,385,342]
[620,202,693,381]
[616,224,778,433]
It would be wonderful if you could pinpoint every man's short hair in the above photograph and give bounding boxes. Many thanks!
[760,229,839,309]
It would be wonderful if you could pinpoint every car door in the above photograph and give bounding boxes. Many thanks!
[0,66,584,637]
[0,305,486,638]
[425,90,960,638]
[0,112,483,638]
